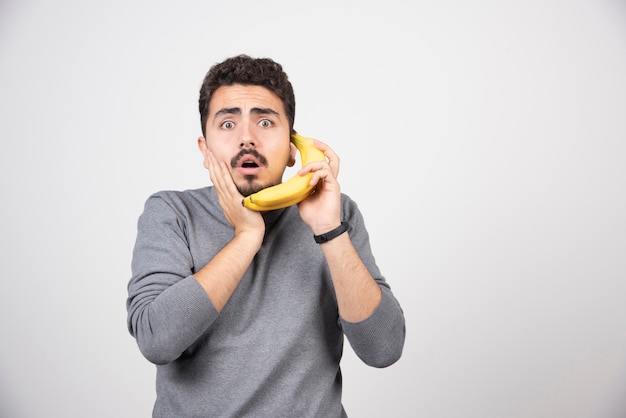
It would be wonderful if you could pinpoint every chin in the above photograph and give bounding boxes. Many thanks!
[237,180,265,197]
[237,178,270,197]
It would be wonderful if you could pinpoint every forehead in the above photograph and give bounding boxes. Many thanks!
[209,84,284,115]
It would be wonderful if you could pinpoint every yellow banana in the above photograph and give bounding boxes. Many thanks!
[242,132,326,211]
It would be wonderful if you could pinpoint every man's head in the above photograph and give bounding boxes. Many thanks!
[199,54,296,138]
[197,55,298,197]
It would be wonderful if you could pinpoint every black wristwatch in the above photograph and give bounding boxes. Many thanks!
[313,222,349,244]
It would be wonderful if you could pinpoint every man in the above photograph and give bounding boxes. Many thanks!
[127,54,405,417]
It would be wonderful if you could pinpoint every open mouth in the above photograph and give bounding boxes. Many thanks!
[231,150,267,176]
[235,154,264,176]
[241,159,259,168]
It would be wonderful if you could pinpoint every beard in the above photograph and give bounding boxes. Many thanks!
[236,175,279,197]
[231,149,276,197]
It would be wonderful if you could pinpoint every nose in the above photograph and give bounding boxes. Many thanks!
[240,138,255,149]
[239,124,255,148]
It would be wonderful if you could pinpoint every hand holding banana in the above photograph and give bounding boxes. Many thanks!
[242,133,327,211]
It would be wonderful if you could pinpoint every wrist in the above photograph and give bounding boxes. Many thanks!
[234,228,264,249]
[311,219,343,236]
[313,222,349,244]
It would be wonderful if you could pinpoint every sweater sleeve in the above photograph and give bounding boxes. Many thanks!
[339,197,406,368]
[340,287,406,368]
[126,194,219,365]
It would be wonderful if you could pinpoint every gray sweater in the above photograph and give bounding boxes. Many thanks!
[127,187,405,417]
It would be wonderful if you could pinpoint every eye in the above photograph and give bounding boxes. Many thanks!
[220,120,235,130]
[258,119,273,128]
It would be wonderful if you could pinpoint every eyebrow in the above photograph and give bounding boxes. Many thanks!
[213,107,280,118]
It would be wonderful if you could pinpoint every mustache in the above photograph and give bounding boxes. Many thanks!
[230,149,268,168]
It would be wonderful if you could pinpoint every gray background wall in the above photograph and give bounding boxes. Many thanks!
[1,0,625,417]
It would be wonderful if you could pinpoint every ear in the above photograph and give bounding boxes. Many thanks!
[197,137,209,169]
[287,142,297,167]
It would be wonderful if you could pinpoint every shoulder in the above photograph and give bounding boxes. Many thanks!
[340,192,363,220]
[143,187,218,217]
[149,186,214,204]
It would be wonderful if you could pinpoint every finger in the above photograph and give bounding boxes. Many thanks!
[206,151,224,188]
[297,160,329,177]
[314,139,340,178]
[207,152,237,200]
[307,164,335,188]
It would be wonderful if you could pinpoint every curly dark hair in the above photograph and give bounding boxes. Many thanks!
[198,54,296,137]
